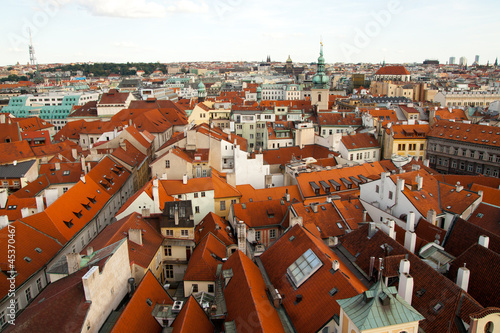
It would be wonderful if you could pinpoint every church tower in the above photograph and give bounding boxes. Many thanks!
[197,81,206,102]
[310,43,330,111]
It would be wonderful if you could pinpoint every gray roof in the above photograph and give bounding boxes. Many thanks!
[337,280,424,330]
[0,159,36,179]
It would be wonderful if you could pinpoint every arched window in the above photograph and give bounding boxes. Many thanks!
[485,322,494,333]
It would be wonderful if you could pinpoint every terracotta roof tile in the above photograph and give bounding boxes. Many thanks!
[195,212,235,246]
[444,218,500,256]
[428,120,500,148]
[183,233,226,282]
[375,65,410,75]
[223,251,285,333]
[262,144,334,166]
[236,184,302,203]
[111,270,173,333]
[0,140,35,164]
[171,296,214,333]
[341,132,380,150]
[233,199,290,229]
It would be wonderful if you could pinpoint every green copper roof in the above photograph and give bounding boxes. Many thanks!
[337,280,424,330]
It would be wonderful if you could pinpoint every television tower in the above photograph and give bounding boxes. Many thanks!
[28,28,42,83]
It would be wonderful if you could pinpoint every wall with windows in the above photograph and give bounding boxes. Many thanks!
[183,280,215,298]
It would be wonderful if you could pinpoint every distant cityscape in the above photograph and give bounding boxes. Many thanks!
[0,41,498,333]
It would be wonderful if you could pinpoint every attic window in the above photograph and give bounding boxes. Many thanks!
[329,287,338,296]
[416,288,426,297]
[82,203,91,211]
[88,196,96,204]
[63,170,70,176]
[287,249,322,288]
[63,219,74,228]
[321,206,326,211]
[35,248,42,253]
[433,302,444,313]
[24,257,32,263]
[146,298,153,306]
[73,211,83,218]
[336,223,343,229]
[289,236,295,242]
[7,205,17,210]
[477,213,484,218]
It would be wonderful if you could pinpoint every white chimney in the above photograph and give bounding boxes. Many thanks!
[128,229,143,246]
[387,219,396,240]
[368,222,377,238]
[86,246,94,256]
[55,162,61,171]
[152,179,160,212]
[21,207,31,218]
[455,182,463,192]
[404,231,416,253]
[398,271,414,305]
[332,260,340,271]
[415,174,423,191]
[423,159,430,167]
[363,210,367,222]
[397,177,405,192]
[478,235,489,248]
[44,188,59,207]
[36,195,44,212]
[427,209,436,225]
[72,148,78,160]
[406,211,415,232]
[311,204,318,213]
[285,189,290,202]
[0,216,8,230]
[456,265,470,292]
[399,258,410,274]
[182,174,188,185]
[237,220,246,254]
[81,157,87,175]
[0,189,7,209]
[80,175,86,184]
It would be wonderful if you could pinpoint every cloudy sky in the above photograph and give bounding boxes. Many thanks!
[1,0,499,66]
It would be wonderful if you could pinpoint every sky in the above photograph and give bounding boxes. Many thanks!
[1,0,499,66]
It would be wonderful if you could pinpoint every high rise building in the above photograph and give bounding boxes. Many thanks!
[449,56,455,65]
[459,57,467,66]
[474,55,480,64]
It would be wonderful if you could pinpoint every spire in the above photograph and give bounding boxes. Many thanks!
[312,42,329,89]
[383,59,386,67]
[495,57,498,67]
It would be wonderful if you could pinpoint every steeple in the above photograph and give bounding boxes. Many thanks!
[312,42,329,89]
[197,81,206,102]
[495,57,498,68]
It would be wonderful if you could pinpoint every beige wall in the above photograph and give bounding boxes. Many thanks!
[183,280,215,298]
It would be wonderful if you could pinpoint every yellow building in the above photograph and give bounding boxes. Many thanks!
[382,124,430,159]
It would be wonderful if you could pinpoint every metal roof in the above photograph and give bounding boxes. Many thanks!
[0,159,36,179]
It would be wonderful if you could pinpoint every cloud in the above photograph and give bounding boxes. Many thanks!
[113,41,138,48]
[74,0,166,18]
[166,0,209,14]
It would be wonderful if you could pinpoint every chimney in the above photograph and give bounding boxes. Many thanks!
[311,204,318,213]
[426,209,437,225]
[478,235,489,248]
[237,220,247,254]
[0,189,8,209]
[66,253,82,275]
[332,260,340,271]
[36,195,44,212]
[404,230,416,253]
[182,174,188,185]
[87,162,91,173]
[397,177,405,192]
[368,222,377,238]
[86,246,94,256]
[415,174,423,191]
[290,216,303,228]
[399,258,410,274]
[80,175,86,184]
[369,256,375,279]
[80,157,87,175]
[152,179,160,212]
[387,219,396,240]
[142,207,150,217]
[406,211,415,232]
[71,148,77,160]
[174,206,179,226]
[363,210,367,222]
[455,182,463,192]
[0,216,8,230]
[398,260,414,305]
[285,189,290,202]
[456,264,470,292]
[128,228,143,246]
[21,207,30,218]
[55,162,61,171]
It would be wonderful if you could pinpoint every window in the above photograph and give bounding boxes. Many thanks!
[195,206,200,214]
[287,249,322,288]
[460,162,465,170]
[220,201,226,211]
[451,160,457,169]
[181,230,189,237]
[192,284,198,293]
[165,160,170,168]
[270,229,276,239]
[201,192,205,197]
[349,154,353,161]
[165,245,172,256]
[375,185,380,193]
[25,287,32,303]
[231,199,237,205]
[36,278,43,293]
[409,143,416,151]
[0,310,5,327]
[255,230,261,241]
[388,191,393,200]
[165,229,173,237]
[194,192,198,198]
[165,265,174,279]
[208,284,215,293]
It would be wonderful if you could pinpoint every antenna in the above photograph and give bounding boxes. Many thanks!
[29,28,36,68]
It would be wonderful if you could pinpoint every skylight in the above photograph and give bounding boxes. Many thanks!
[287,249,322,288]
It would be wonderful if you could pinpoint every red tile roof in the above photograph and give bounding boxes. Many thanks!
[0,123,21,143]
[262,144,334,166]
[160,177,214,196]
[233,199,290,229]
[223,251,285,333]
[260,225,366,333]
[0,140,35,164]
[98,90,131,105]
[386,123,431,139]
[466,203,500,236]
[171,296,214,333]
[195,212,235,246]
[317,112,362,127]
[444,218,500,256]
[292,202,348,239]
[375,65,410,75]
[236,184,302,203]
[111,270,173,333]
[341,132,380,150]
[183,233,226,282]
[448,244,500,308]
[428,120,500,148]
[0,221,63,299]
[470,184,500,207]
